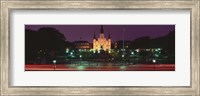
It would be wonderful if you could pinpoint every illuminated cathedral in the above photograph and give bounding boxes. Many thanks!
[93,26,111,52]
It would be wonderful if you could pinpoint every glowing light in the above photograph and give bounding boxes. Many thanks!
[65,48,69,53]
[158,48,161,50]
[109,50,111,53]
[135,49,139,52]
[121,49,125,51]
[53,60,56,64]
[70,52,73,55]
[79,55,82,58]
[152,59,156,63]
[131,52,134,55]
[76,65,85,70]
[122,55,124,57]
[155,54,159,57]
[120,65,126,70]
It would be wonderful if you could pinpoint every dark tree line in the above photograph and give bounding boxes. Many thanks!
[131,30,175,53]
[25,27,66,64]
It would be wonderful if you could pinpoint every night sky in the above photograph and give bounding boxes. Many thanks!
[25,25,175,43]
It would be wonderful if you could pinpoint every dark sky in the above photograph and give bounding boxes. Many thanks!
[25,25,175,43]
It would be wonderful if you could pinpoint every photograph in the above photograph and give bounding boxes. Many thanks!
[25,25,175,71]
[1,0,199,95]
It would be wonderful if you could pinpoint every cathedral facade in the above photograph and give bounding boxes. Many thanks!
[93,26,111,52]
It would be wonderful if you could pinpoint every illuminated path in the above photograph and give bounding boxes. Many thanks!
[25,64,175,71]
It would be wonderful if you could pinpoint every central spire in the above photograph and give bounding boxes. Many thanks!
[100,25,104,34]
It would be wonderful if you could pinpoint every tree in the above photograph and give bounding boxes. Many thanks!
[38,27,66,53]
[131,36,151,49]
[25,29,38,63]
[25,27,66,64]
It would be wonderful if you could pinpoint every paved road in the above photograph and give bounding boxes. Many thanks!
[25,64,175,71]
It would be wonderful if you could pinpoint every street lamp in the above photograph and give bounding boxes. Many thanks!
[122,26,125,66]
[79,55,82,65]
[53,60,56,71]
[152,59,156,71]
[152,59,156,63]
